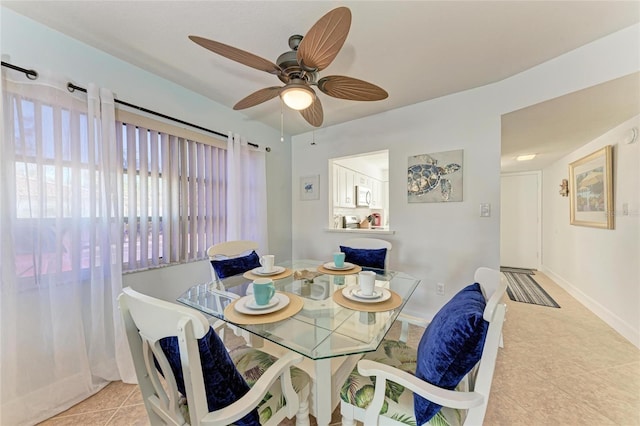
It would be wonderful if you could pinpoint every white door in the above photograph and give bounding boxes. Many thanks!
[500,172,541,269]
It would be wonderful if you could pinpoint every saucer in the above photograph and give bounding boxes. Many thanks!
[341,285,391,303]
[234,293,290,315]
[353,288,382,299]
[245,297,279,310]
[252,266,286,276]
[323,261,355,271]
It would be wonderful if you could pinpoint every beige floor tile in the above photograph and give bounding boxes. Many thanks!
[38,409,117,425]
[106,404,151,426]
[52,381,136,417]
[484,393,533,426]
[551,369,640,424]
[122,386,145,407]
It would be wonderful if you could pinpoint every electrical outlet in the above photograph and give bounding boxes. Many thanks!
[436,282,445,295]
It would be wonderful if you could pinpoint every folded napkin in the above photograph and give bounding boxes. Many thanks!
[294,269,323,282]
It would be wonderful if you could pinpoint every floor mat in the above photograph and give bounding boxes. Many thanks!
[502,271,560,308]
[500,266,536,275]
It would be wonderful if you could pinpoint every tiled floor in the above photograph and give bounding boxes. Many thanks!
[39,271,640,425]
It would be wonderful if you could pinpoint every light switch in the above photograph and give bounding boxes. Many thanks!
[480,203,491,217]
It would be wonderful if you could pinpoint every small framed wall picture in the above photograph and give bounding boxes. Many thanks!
[300,175,320,200]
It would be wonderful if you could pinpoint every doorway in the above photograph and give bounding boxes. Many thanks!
[500,172,541,269]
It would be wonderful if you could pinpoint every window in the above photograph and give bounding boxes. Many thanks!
[9,90,228,277]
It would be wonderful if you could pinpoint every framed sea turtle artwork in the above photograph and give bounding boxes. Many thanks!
[408,149,463,203]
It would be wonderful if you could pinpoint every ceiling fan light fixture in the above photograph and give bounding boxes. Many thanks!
[280,84,314,110]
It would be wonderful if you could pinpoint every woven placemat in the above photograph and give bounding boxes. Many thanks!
[223,292,303,325]
[317,264,362,275]
[332,288,402,312]
[242,267,294,281]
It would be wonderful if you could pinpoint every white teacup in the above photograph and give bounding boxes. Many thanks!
[260,254,275,273]
[358,271,376,296]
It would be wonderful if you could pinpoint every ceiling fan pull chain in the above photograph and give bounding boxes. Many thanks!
[280,99,284,143]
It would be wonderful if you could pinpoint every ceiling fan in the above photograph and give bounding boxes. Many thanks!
[189,7,388,127]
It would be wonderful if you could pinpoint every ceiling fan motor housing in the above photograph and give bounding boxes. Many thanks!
[276,47,318,84]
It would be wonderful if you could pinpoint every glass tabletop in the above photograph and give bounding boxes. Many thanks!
[177,259,421,360]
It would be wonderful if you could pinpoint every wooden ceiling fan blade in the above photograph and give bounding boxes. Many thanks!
[297,7,351,72]
[317,75,388,101]
[189,35,282,75]
[233,87,282,110]
[300,96,323,127]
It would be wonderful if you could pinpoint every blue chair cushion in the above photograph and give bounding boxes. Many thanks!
[414,283,488,425]
[339,246,387,270]
[210,250,261,279]
[159,327,260,426]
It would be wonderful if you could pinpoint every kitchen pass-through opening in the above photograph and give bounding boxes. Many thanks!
[330,150,389,231]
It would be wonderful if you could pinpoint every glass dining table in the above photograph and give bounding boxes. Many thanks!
[177,259,421,426]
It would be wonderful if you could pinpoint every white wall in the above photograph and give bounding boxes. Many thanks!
[291,24,640,320]
[542,116,640,347]
[1,8,293,299]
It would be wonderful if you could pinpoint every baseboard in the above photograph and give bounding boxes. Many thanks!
[542,266,639,349]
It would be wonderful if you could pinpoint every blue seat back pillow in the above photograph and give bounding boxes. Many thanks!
[339,246,387,270]
[210,250,261,279]
[414,283,489,424]
[159,327,260,426]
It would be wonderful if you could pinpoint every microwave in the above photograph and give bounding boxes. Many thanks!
[356,186,371,206]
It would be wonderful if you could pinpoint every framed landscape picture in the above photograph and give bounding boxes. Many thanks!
[569,145,614,229]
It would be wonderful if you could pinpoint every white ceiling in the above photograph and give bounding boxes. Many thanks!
[3,1,639,172]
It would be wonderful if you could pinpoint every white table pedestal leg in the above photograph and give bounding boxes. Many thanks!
[313,358,332,426]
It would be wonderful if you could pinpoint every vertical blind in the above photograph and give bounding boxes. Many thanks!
[117,121,227,271]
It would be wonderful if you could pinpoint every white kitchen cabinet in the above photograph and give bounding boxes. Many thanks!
[370,178,383,208]
[334,165,355,207]
[355,173,371,188]
[332,165,340,207]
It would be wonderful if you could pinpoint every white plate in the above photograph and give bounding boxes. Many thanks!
[252,265,286,276]
[234,293,290,315]
[323,261,355,271]
[342,285,391,304]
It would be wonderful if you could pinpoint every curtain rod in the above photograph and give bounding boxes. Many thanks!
[2,61,268,151]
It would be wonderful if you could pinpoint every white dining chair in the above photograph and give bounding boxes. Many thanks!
[118,287,310,426]
[207,240,262,347]
[340,267,507,426]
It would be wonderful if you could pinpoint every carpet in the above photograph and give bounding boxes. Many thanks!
[500,266,536,275]
[502,271,560,308]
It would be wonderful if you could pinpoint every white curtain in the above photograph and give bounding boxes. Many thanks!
[226,132,268,252]
[0,70,134,425]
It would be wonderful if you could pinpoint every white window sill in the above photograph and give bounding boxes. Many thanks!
[325,228,395,235]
